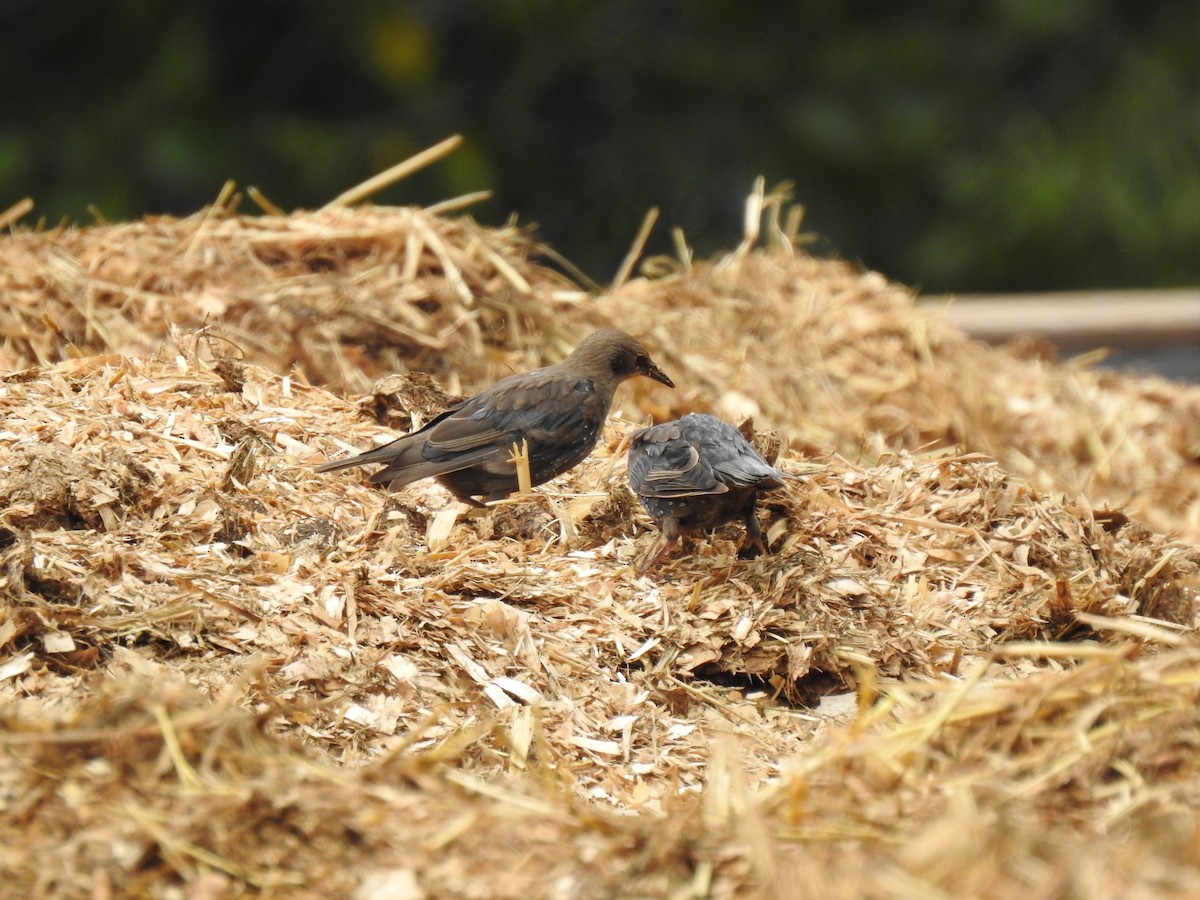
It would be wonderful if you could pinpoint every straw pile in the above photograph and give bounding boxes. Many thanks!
[0,199,591,395]
[2,188,1199,897]
[4,196,1197,539]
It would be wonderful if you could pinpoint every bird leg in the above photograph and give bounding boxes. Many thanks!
[639,518,682,574]
[508,439,533,496]
[739,496,769,559]
[638,536,678,574]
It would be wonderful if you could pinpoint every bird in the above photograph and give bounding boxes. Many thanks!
[316,328,674,505]
[628,413,787,571]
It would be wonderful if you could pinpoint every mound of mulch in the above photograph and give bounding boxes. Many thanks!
[3,202,1196,542]
[1,196,1198,897]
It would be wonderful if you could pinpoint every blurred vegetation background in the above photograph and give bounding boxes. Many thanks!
[2,0,1197,293]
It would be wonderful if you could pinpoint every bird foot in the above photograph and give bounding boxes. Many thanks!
[737,534,769,560]
[637,536,679,575]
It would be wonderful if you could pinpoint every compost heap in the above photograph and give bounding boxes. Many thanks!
[2,201,1199,898]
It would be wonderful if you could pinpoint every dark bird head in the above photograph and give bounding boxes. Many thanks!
[567,328,675,388]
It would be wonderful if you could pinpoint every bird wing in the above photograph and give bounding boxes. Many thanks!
[628,423,728,498]
[681,415,786,491]
[706,441,786,490]
[422,370,598,457]
[319,368,609,491]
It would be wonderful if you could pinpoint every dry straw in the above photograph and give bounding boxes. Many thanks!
[1,149,1199,896]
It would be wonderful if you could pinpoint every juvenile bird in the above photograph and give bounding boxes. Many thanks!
[316,329,674,505]
[628,413,786,571]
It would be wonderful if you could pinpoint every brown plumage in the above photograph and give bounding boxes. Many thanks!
[628,413,787,571]
[316,329,674,504]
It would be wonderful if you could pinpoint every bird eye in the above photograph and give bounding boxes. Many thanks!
[635,353,649,369]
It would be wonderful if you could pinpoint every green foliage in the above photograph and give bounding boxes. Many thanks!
[1,0,1195,291]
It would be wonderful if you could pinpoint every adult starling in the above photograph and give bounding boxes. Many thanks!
[628,413,786,571]
[316,328,674,504]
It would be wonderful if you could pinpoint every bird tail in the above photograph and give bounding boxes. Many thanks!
[314,455,364,473]
[313,434,417,473]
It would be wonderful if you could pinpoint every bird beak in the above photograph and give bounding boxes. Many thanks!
[646,363,674,389]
